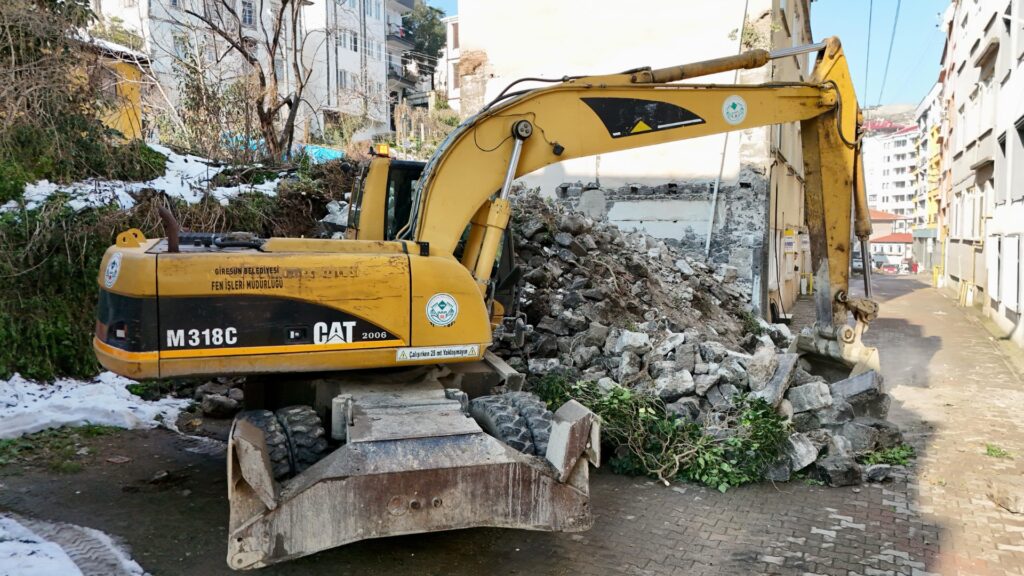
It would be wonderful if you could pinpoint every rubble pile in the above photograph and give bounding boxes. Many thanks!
[501,191,903,486]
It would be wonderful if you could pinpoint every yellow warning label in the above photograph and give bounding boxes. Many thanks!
[631,120,652,133]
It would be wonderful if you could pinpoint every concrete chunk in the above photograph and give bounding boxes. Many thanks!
[785,432,819,472]
[706,383,739,410]
[750,353,798,408]
[787,381,833,413]
[653,370,695,402]
[611,330,652,355]
[831,370,889,418]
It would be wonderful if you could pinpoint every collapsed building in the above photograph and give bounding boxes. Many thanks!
[496,193,902,486]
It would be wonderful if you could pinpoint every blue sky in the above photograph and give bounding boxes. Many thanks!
[812,0,947,107]
[426,0,947,107]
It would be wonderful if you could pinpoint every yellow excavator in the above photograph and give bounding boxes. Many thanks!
[93,37,878,569]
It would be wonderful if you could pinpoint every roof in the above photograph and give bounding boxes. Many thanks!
[76,33,149,65]
[873,233,913,244]
[870,209,901,221]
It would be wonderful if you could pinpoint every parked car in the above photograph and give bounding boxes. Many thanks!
[880,263,899,274]
[852,251,865,274]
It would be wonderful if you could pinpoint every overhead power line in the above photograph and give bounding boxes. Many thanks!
[876,0,902,106]
[863,0,873,105]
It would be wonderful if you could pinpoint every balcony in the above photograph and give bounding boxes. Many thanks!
[386,23,414,50]
[388,64,417,89]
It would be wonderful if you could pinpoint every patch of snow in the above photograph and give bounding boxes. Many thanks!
[0,514,147,576]
[0,372,189,440]
[0,515,82,576]
[9,144,281,213]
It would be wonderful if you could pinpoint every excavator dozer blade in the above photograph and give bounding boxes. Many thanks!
[225,385,598,570]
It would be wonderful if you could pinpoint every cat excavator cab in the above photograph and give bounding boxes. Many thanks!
[94,37,877,569]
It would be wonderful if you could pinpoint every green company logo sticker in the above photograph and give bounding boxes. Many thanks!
[426,293,459,326]
[722,95,747,125]
[104,252,123,288]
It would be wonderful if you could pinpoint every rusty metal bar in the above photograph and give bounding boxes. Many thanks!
[631,41,828,84]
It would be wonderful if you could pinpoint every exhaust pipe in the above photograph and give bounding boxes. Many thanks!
[157,205,180,253]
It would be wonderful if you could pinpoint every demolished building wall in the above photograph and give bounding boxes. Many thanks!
[456,0,813,318]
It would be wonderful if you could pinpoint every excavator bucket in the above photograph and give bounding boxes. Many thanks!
[225,370,599,570]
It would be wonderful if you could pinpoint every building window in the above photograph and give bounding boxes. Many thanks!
[169,0,180,7]
[123,0,137,6]
[274,57,284,81]
[173,35,189,60]
[452,63,460,89]
[451,22,459,50]
[242,1,255,27]
[351,31,359,52]
[375,0,381,20]
[337,69,348,89]
[364,0,371,17]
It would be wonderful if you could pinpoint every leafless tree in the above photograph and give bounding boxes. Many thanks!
[166,0,320,160]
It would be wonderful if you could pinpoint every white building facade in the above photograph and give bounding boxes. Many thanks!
[91,0,403,141]
[941,0,1024,344]
[863,127,920,221]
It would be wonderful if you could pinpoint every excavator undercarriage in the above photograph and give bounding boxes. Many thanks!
[226,368,598,570]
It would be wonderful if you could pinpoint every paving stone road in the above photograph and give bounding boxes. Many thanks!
[2,275,1023,575]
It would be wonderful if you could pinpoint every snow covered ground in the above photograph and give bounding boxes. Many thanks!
[3,144,282,213]
[0,514,146,576]
[0,372,189,440]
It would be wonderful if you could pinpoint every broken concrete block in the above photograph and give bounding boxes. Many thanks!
[582,322,609,348]
[750,353,798,407]
[201,394,240,418]
[194,381,230,401]
[675,259,694,277]
[528,358,562,374]
[649,360,677,379]
[776,399,794,423]
[558,212,590,235]
[792,412,818,432]
[653,370,695,402]
[674,344,696,372]
[596,377,620,395]
[698,341,728,363]
[611,330,652,355]
[571,345,600,368]
[813,397,855,428]
[864,464,892,483]
[813,455,862,487]
[694,374,721,396]
[787,381,833,413]
[830,370,889,418]
[706,383,739,410]
[785,433,819,472]
[988,475,1024,514]
[653,332,686,357]
[853,417,902,449]
[666,396,701,422]
[617,351,643,381]
[839,421,879,454]
[745,342,774,387]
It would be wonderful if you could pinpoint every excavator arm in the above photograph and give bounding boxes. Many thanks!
[403,36,876,372]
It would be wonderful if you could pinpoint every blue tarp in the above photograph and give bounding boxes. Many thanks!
[303,145,346,164]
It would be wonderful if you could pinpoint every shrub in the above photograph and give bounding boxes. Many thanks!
[533,376,789,491]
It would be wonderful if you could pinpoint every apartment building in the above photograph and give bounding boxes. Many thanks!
[913,83,943,272]
[863,126,921,222]
[91,0,413,140]
[939,0,1024,343]
[435,15,460,112]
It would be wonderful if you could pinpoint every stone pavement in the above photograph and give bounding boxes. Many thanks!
[2,275,1023,575]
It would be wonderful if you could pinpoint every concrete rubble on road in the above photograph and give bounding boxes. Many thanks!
[493,191,905,488]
